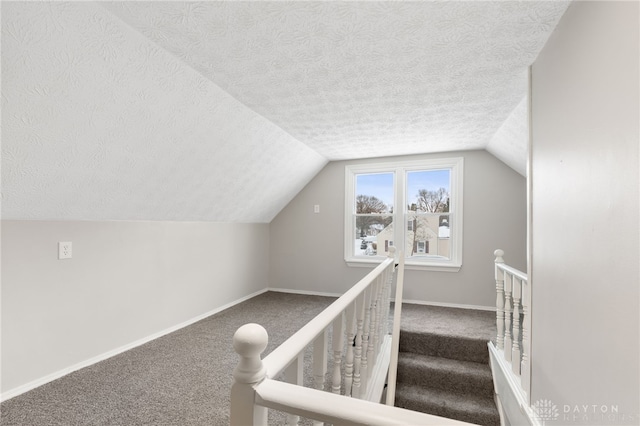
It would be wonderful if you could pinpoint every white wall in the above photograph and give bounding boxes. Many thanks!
[531,1,639,422]
[270,150,527,308]
[1,220,269,397]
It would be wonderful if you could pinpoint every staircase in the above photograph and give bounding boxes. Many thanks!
[393,303,500,426]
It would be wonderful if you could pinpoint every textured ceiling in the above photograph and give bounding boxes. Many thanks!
[2,1,569,222]
[2,2,326,222]
[486,95,529,176]
[103,1,569,161]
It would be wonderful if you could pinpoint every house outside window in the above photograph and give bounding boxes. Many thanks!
[344,157,463,271]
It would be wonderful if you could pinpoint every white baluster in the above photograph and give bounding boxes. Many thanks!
[379,269,388,335]
[367,280,379,382]
[383,252,395,336]
[512,277,522,376]
[494,249,505,350]
[375,268,389,361]
[381,267,391,337]
[284,354,303,425]
[367,276,380,386]
[344,303,356,397]
[504,273,513,362]
[352,293,365,398]
[313,330,328,391]
[331,313,344,394]
[377,273,385,346]
[521,280,531,401]
[312,330,328,426]
[230,324,268,426]
[360,287,371,392]
[378,248,396,343]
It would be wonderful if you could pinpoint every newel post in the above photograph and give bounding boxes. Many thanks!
[494,249,505,350]
[230,323,268,426]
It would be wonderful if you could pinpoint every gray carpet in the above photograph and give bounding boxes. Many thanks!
[0,292,335,426]
[1,293,498,426]
[399,303,496,364]
[394,303,499,426]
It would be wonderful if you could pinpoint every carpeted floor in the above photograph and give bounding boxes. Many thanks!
[1,292,497,426]
[0,292,336,426]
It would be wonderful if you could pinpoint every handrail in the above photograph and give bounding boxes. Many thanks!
[262,255,395,379]
[255,379,469,425]
[495,262,527,282]
[231,248,426,425]
[231,248,478,425]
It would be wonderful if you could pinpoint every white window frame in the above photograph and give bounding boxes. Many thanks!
[344,157,463,272]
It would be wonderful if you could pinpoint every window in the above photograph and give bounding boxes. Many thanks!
[344,157,463,271]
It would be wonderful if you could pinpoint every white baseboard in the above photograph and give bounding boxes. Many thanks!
[401,298,496,312]
[0,288,268,402]
[267,288,495,312]
[3,288,492,402]
[267,287,342,298]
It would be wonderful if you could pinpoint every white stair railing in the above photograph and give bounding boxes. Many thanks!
[492,249,530,401]
[230,249,473,425]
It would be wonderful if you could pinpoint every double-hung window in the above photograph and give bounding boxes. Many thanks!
[344,157,463,271]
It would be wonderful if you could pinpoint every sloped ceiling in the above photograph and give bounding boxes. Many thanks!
[486,95,529,176]
[1,1,569,223]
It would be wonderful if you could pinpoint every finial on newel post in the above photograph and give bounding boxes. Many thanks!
[388,245,397,262]
[230,323,268,425]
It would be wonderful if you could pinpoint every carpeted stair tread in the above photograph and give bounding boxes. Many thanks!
[400,329,490,364]
[397,352,494,398]
[395,383,500,426]
[400,304,496,342]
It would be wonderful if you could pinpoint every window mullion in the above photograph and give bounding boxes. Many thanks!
[394,169,405,257]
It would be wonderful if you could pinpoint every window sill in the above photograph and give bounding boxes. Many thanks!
[345,258,461,272]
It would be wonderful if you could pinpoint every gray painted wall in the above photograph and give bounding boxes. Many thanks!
[270,150,527,308]
[1,220,269,395]
[531,1,639,422]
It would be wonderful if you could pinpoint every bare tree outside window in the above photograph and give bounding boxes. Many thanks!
[409,187,450,256]
[355,194,392,237]
[415,187,449,213]
[356,195,388,214]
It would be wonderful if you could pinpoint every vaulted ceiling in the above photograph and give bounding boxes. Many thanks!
[2,1,569,222]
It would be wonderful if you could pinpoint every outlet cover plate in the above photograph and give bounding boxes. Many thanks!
[58,242,72,259]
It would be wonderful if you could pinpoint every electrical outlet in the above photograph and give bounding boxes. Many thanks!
[314,204,320,213]
[58,242,72,259]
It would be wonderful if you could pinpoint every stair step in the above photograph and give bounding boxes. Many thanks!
[399,330,490,363]
[395,383,500,426]
[397,352,495,399]
[400,304,496,342]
